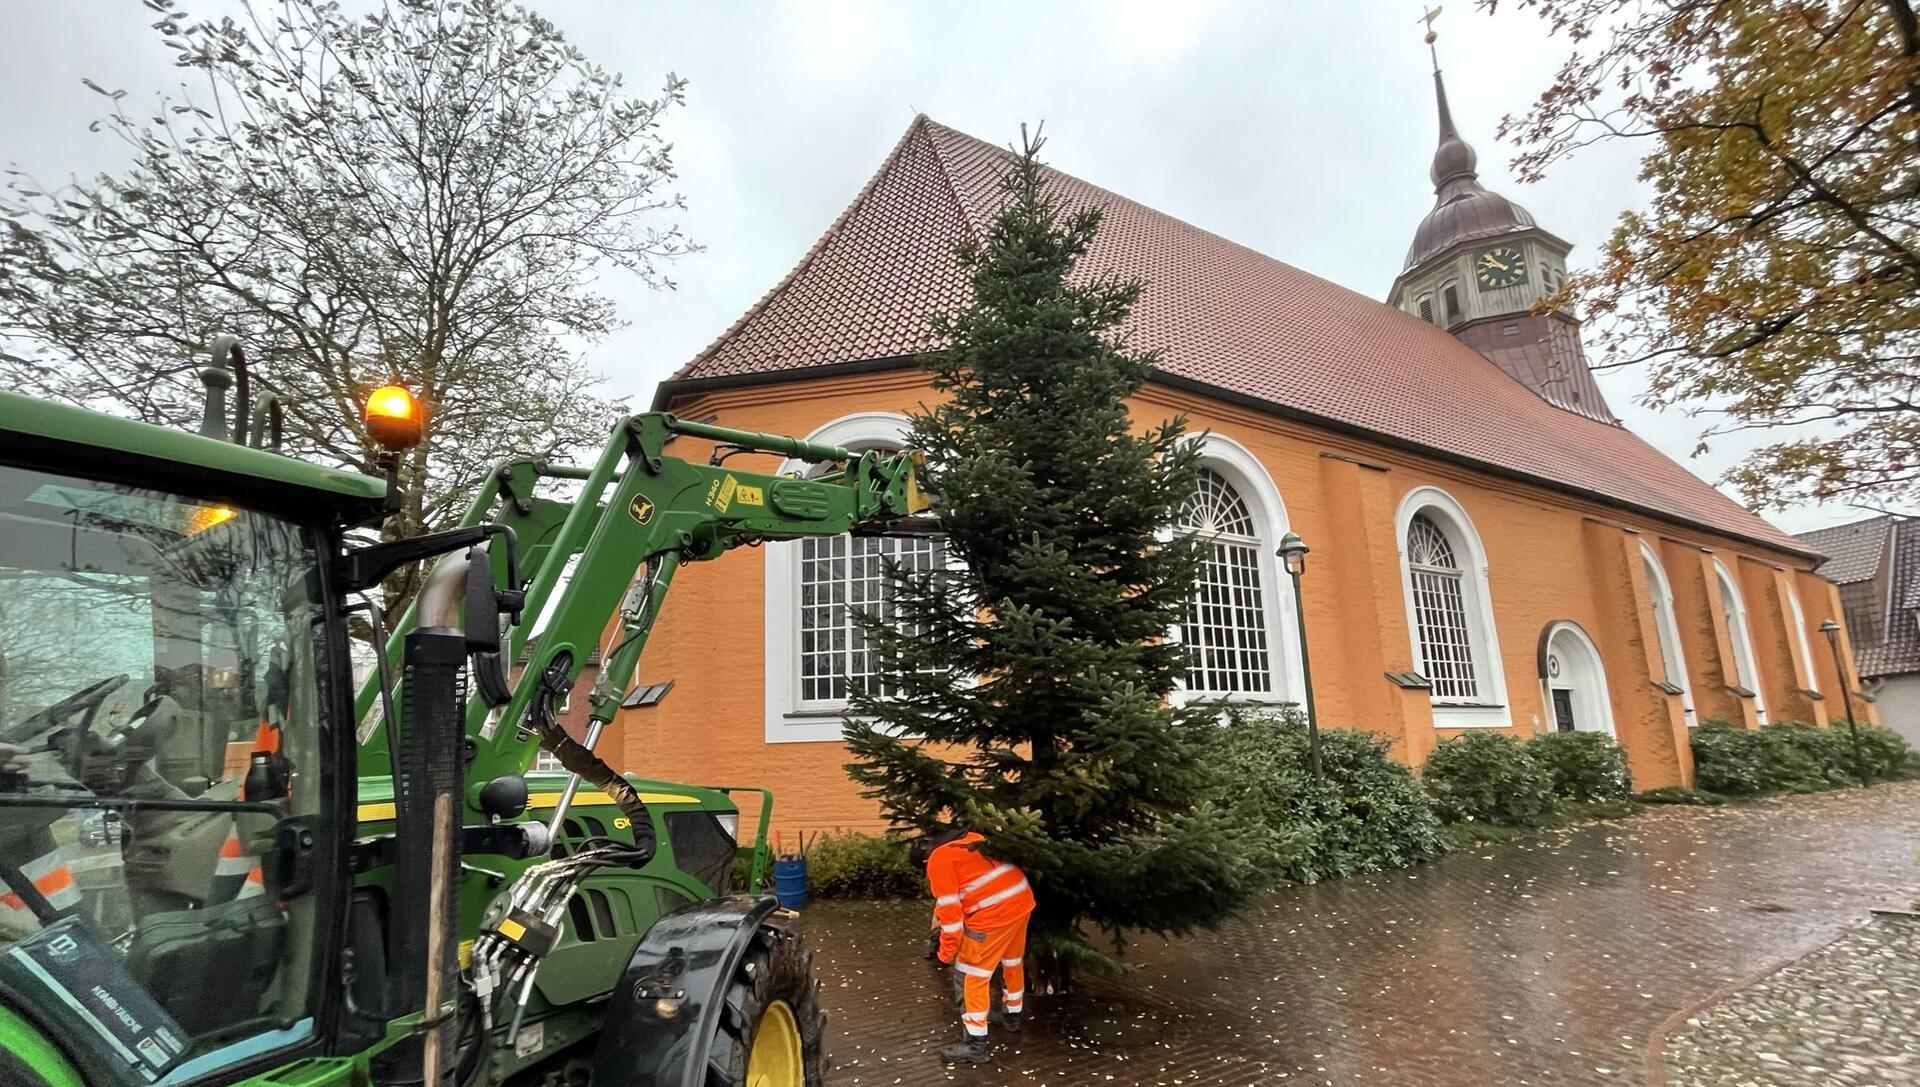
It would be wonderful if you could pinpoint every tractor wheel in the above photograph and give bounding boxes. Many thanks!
[706,923,826,1087]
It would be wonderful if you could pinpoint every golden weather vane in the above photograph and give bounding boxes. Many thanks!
[1419,5,1443,68]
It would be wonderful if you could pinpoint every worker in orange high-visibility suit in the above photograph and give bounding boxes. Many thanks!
[910,827,1035,1065]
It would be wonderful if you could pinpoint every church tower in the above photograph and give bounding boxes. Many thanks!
[1387,48,1616,424]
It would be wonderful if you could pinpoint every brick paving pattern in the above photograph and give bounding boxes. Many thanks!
[800,782,1920,1085]
[1662,916,1920,1086]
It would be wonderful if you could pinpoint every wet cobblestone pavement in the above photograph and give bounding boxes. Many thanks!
[800,782,1920,1086]
[1661,915,1920,1087]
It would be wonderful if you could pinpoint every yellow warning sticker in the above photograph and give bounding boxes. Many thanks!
[498,917,526,942]
[735,482,764,506]
[714,474,739,513]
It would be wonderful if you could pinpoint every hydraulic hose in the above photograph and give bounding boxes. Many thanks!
[528,652,655,864]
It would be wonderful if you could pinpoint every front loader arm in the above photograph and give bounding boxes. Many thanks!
[355,411,928,789]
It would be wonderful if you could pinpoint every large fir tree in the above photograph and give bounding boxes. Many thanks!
[843,130,1273,988]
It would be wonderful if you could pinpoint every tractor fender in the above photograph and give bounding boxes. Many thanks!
[589,893,784,1087]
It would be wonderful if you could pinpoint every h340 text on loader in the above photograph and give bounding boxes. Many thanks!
[0,340,930,1086]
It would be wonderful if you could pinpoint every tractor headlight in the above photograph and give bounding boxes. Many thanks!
[715,812,738,843]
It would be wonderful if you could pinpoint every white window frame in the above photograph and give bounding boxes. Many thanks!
[764,412,924,743]
[1396,486,1509,727]
[1171,434,1302,706]
[1784,579,1819,694]
[1640,541,1697,726]
[1712,557,1769,723]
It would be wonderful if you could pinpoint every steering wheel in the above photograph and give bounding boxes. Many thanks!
[0,674,132,747]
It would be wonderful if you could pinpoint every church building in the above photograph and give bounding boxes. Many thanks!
[615,69,1875,834]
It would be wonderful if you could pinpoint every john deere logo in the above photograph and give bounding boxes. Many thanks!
[628,495,656,524]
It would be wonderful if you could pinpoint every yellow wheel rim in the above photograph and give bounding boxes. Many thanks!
[746,998,804,1087]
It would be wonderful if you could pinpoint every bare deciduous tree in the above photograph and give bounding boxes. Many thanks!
[1,0,693,617]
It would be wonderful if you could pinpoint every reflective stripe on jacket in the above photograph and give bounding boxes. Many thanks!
[1,846,80,918]
[927,832,1034,963]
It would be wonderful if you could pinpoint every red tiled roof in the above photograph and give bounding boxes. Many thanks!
[665,116,1807,557]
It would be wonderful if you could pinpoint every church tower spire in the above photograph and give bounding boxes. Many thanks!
[1428,69,1480,199]
[1388,11,1616,424]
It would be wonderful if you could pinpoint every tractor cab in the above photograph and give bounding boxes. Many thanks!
[0,391,379,1086]
[2,345,921,1087]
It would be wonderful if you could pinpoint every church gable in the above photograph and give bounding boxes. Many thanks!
[680,121,976,380]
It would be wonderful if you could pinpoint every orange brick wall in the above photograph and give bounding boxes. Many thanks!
[611,370,1873,840]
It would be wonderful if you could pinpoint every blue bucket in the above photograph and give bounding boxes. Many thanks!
[773,857,809,910]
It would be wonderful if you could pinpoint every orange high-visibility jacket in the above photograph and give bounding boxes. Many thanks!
[927,832,1035,963]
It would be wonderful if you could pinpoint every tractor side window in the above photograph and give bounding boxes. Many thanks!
[0,463,329,1082]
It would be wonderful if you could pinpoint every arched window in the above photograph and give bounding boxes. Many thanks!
[797,532,944,703]
[1182,469,1273,696]
[1418,295,1435,323]
[1397,487,1507,726]
[1785,580,1818,693]
[1442,282,1462,324]
[1407,514,1478,700]
[765,413,946,742]
[1713,558,1768,722]
[1640,542,1696,726]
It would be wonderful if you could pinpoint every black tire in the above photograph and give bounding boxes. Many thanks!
[705,923,827,1087]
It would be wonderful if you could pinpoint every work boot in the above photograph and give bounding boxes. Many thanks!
[990,1009,1024,1034]
[940,1036,991,1065]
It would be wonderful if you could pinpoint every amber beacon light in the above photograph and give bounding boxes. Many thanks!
[364,384,424,450]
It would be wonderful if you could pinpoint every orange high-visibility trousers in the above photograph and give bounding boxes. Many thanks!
[954,913,1027,1038]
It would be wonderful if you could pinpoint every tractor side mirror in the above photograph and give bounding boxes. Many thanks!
[464,547,503,654]
[464,546,513,709]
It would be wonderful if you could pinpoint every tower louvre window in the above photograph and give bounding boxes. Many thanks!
[1443,284,1461,323]
[1418,296,1434,323]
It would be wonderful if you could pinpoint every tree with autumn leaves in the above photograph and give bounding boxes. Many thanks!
[1495,0,1920,510]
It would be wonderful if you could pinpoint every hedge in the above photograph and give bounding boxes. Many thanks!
[1420,731,1557,826]
[1526,730,1633,804]
[1690,719,1917,795]
[799,831,924,899]
[1207,708,1449,884]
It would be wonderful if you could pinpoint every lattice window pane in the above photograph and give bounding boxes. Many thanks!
[1717,571,1753,689]
[1182,470,1273,695]
[1183,469,1257,537]
[1407,513,1479,701]
[797,534,945,704]
[1407,514,1457,568]
[1644,559,1683,686]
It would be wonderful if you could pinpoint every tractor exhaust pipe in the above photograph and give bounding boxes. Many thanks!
[399,551,472,1085]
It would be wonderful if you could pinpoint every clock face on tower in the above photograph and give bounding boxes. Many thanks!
[1474,245,1529,290]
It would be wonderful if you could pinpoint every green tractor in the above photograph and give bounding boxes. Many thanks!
[0,342,929,1086]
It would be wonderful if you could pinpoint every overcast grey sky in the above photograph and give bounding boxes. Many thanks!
[0,1,1877,533]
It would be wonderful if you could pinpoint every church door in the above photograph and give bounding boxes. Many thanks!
[1542,622,1615,736]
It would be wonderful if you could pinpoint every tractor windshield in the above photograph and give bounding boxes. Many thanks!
[0,462,330,1082]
